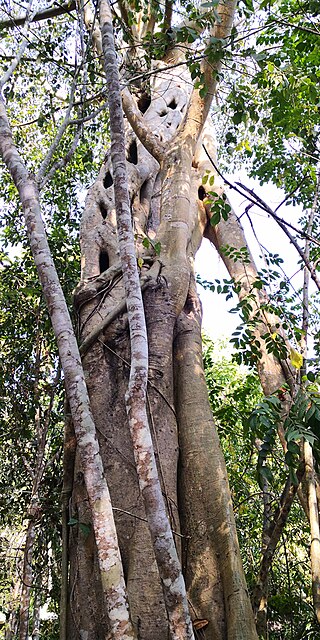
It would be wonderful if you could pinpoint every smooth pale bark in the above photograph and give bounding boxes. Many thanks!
[60,408,76,640]
[302,178,320,622]
[31,588,41,640]
[0,98,134,640]
[304,442,320,623]
[99,1,194,636]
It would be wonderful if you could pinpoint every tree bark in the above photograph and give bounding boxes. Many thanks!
[99,1,194,635]
[19,516,36,640]
[304,442,320,623]
[70,6,258,632]
[0,97,134,640]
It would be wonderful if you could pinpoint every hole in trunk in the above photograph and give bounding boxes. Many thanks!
[198,185,206,200]
[99,251,109,273]
[100,203,108,219]
[103,172,113,189]
[140,180,149,203]
[127,140,138,165]
[137,93,151,113]
[159,109,167,117]
[168,98,177,109]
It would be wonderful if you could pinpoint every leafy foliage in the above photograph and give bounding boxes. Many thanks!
[204,337,319,638]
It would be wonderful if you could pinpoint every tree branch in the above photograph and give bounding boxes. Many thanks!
[163,0,173,31]
[122,88,165,163]
[36,79,78,185]
[252,465,304,615]
[0,1,76,31]
[79,275,152,356]
[178,0,237,149]
[202,146,320,291]
[0,0,37,89]
[236,181,320,292]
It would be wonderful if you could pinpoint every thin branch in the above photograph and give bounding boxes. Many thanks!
[121,88,165,163]
[0,1,76,30]
[79,275,152,356]
[281,533,294,639]
[36,78,78,185]
[301,172,319,367]
[202,145,320,291]
[236,182,320,292]
[0,0,37,89]
[37,0,91,187]
[252,465,304,615]
[274,173,308,213]
[40,123,82,187]
[69,99,109,125]
[203,145,320,247]
[271,16,320,37]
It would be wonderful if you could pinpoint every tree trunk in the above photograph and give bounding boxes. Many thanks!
[304,442,320,623]
[69,31,257,635]
[19,514,37,640]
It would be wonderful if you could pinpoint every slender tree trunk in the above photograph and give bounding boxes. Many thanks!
[99,1,194,635]
[304,442,320,622]
[254,440,272,639]
[31,587,41,640]
[301,175,320,622]
[60,408,76,640]
[19,513,37,640]
[0,97,134,640]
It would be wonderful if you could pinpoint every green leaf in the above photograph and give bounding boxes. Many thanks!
[210,211,221,226]
[154,242,161,256]
[142,237,150,249]
[79,523,91,538]
[68,517,78,527]
[232,111,244,125]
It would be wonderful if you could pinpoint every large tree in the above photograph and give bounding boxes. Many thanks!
[0,0,319,638]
